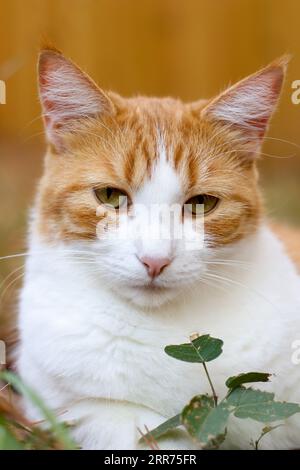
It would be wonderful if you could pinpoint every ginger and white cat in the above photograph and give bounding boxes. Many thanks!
[18,50,300,449]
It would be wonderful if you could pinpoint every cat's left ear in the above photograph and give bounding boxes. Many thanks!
[38,48,115,149]
[200,56,289,153]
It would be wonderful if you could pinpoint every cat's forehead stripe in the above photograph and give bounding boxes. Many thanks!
[135,135,181,205]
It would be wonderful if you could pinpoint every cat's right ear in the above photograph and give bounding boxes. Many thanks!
[38,49,114,150]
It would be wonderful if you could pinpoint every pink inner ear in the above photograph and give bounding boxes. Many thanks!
[203,64,285,140]
[38,51,112,147]
[246,116,268,132]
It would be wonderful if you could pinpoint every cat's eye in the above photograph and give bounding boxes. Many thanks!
[93,187,128,209]
[185,194,219,216]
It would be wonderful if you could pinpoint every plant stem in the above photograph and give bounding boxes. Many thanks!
[202,362,218,406]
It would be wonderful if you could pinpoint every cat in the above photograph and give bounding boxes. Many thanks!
[18,48,300,450]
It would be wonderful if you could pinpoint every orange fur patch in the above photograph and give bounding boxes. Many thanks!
[36,95,262,247]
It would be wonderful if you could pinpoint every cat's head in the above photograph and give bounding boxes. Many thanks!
[36,49,287,307]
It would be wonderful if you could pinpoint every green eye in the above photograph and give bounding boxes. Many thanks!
[185,194,219,215]
[93,187,128,209]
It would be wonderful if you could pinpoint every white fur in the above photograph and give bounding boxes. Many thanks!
[18,151,300,450]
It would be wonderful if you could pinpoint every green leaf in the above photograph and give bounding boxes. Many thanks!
[165,334,223,363]
[226,387,300,423]
[181,395,230,449]
[226,372,271,390]
[139,414,181,443]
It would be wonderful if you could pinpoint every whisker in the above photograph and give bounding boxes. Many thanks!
[0,249,101,263]
[204,270,280,313]
[0,271,25,305]
[0,265,25,291]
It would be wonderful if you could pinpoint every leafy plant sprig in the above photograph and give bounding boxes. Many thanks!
[140,334,300,450]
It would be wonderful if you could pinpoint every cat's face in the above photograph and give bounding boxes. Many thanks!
[36,50,286,307]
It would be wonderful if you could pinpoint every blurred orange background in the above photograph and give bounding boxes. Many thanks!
[0,0,300,319]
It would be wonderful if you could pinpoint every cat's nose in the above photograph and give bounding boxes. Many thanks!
[139,256,171,279]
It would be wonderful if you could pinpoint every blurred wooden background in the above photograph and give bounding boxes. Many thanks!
[0,0,299,311]
[1,0,300,138]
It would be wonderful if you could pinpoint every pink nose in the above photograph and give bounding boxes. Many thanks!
[139,256,171,278]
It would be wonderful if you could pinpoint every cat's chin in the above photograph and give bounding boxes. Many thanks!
[113,283,180,309]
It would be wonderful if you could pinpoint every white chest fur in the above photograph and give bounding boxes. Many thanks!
[18,224,300,449]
